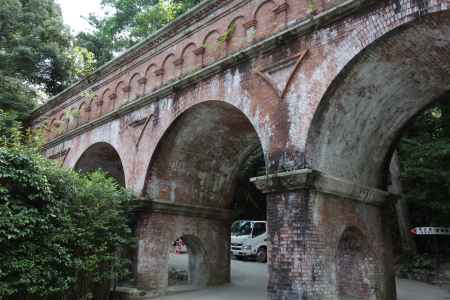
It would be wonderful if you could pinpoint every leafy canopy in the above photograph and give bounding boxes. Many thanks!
[0,0,96,120]
[77,0,202,66]
[399,99,450,228]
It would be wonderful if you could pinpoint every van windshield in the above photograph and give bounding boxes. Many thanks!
[231,221,252,236]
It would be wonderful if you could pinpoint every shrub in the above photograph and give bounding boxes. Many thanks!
[0,111,135,299]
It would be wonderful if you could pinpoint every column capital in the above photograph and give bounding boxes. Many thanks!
[250,169,398,206]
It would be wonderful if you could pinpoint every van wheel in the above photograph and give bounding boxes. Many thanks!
[256,247,267,263]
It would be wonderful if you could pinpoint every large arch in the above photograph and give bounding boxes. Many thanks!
[296,8,450,300]
[306,11,450,189]
[74,142,126,187]
[136,100,267,294]
[143,100,266,208]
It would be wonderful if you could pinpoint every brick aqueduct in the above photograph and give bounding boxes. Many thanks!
[30,0,450,299]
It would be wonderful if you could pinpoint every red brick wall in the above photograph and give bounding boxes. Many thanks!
[136,212,230,292]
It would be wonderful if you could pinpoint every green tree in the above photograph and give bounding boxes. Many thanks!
[399,98,450,252]
[0,111,135,299]
[78,0,202,67]
[0,0,95,120]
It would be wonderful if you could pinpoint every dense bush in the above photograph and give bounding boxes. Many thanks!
[0,111,135,299]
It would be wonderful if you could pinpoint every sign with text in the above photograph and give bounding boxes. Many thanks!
[410,227,450,236]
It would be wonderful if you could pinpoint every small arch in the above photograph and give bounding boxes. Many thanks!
[202,30,222,66]
[78,102,89,125]
[115,81,128,108]
[181,43,198,75]
[168,235,210,289]
[253,0,276,20]
[59,112,68,131]
[162,53,176,83]
[74,142,126,187]
[129,73,144,101]
[47,118,57,139]
[226,16,246,53]
[145,64,158,93]
[336,227,377,300]
[89,93,101,120]
[254,0,277,39]
[67,107,79,130]
[101,88,114,114]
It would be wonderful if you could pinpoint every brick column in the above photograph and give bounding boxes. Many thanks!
[134,200,231,295]
[251,169,397,300]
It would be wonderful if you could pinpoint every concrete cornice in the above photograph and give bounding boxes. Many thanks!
[250,169,399,206]
[131,199,232,221]
[41,0,371,150]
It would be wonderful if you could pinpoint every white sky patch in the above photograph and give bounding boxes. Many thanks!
[56,0,105,33]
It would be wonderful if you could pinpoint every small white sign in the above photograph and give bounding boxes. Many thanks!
[410,227,450,236]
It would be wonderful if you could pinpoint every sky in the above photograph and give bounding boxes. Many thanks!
[56,0,104,33]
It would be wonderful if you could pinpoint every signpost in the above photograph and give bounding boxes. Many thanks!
[410,227,450,236]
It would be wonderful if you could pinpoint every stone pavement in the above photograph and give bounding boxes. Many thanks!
[159,254,450,300]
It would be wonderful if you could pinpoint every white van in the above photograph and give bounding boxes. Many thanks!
[230,220,267,262]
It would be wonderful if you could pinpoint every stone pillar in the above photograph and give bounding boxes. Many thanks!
[251,169,397,300]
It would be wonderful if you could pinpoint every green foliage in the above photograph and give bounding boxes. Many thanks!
[399,99,450,230]
[398,253,441,283]
[217,24,236,45]
[0,74,37,121]
[399,254,436,273]
[0,0,73,94]
[67,46,97,79]
[307,0,317,14]
[0,0,97,120]
[0,112,135,298]
[0,111,23,146]
[77,0,202,67]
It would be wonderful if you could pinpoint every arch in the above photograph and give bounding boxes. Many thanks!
[74,142,126,187]
[144,64,158,93]
[101,88,114,114]
[180,43,198,75]
[67,107,78,130]
[253,0,276,20]
[58,112,67,134]
[253,0,276,39]
[78,102,89,125]
[143,100,267,209]
[169,235,210,288]
[162,53,176,83]
[129,72,144,101]
[226,16,246,53]
[115,81,128,108]
[202,30,222,66]
[86,93,101,120]
[47,118,57,140]
[336,227,377,300]
[306,10,450,188]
